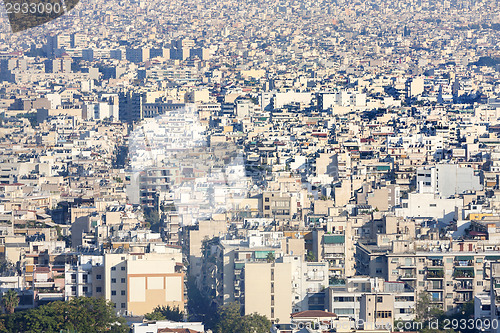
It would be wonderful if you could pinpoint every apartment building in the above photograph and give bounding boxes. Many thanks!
[244,262,292,323]
[326,277,414,322]
[101,251,184,316]
[357,239,500,313]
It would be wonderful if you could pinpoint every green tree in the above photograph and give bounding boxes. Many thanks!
[144,207,161,232]
[0,296,128,333]
[1,290,19,314]
[305,250,316,262]
[144,305,183,322]
[415,292,444,323]
[265,252,275,263]
[242,313,272,333]
[215,302,271,333]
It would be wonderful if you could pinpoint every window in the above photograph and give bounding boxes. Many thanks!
[477,281,483,286]
[111,267,116,271]
[121,290,126,295]
[121,278,126,283]
[96,287,102,293]
[265,197,269,202]
[121,303,126,309]
[334,297,355,302]
[376,269,382,274]
[111,278,116,283]
[429,203,436,207]
[334,308,355,315]
[265,205,270,210]
[121,266,126,271]
[111,290,116,296]
[377,297,383,303]
[376,311,392,318]
[96,274,102,280]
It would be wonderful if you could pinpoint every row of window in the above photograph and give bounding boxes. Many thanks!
[113,303,126,309]
[391,270,484,278]
[415,281,483,287]
[111,266,126,271]
[376,311,392,318]
[391,257,484,264]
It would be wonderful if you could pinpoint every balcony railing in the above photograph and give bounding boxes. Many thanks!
[454,283,473,291]
[454,269,475,279]
[426,270,444,279]
[454,260,473,267]
[430,260,444,267]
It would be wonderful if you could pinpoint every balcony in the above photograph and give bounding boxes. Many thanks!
[430,298,443,303]
[454,256,474,266]
[400,274,416,280]
[454,297,472,303]
[454,260,473,267]
[429,258,444,267]
[426,282,443,290]
[454,282,473,291]
[454,268,474,279]
[426,269,444,279]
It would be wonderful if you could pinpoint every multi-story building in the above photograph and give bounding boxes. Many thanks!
[357,239,500,313]
[100,251,184,316]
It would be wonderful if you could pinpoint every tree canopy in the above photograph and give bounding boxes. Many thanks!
[215,302,271,333]
[1,290,19,314]
[0,296,128,333]
[144,305,183,322]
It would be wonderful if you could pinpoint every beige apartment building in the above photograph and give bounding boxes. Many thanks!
[99,251,184,316]
[357,239,500,313]
[244,262,292,324]
[359,293,394,330]
[311,216,355,278]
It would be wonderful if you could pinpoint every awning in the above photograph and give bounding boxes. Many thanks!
[428,256,443,260]
[455,256,474,260]
[455,267,474,271]
[324,235,345,244]
[485,255,500,261]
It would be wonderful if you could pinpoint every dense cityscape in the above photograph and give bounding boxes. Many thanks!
[0,0,500,332]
